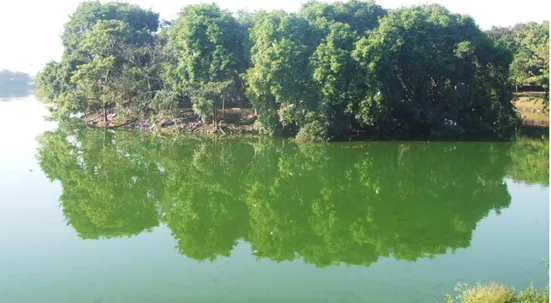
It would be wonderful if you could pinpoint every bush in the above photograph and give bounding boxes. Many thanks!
[253,112,280,136]
[295,120,329,142]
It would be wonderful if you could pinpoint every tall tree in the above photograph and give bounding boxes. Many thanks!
[352,4,516,137]
[166,4,247,128]
[245,11,317,135]
[35,0,525,141]
[36,1,160,120]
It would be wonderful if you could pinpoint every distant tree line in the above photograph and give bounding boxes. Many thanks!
[0,70,35,98]
[36,1,544,141]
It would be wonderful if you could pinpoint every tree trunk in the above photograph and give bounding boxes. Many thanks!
[103,106,108,127]
[146,76,152,106]
[221,94,225,119]
[213,105,218,129]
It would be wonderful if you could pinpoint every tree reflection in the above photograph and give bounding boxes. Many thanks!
[37,128,161,239]
[243,141,513,266]
[507,137,549,186]
[37,127,546,266]
[156,138,251,260]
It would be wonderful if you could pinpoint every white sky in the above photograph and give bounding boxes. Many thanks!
[0,0,549,76]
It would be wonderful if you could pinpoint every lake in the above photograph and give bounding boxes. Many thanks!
[0,96,548,303]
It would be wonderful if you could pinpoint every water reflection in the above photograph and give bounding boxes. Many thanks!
[36,126,548,267]
[0,71,35,99]
[0,91,33,99]
[508,138,549,186]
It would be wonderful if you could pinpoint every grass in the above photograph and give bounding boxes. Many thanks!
[444,282,549,303]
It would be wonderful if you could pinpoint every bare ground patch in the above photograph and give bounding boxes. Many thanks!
[83,107,258,134]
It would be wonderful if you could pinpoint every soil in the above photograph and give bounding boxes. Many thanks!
[83,107,258,134]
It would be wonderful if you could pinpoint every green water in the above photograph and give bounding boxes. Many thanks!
[0,97,549,303]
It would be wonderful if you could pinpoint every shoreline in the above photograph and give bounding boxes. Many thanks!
[77,107,550,141]
[71,101,549,141]
[82,107,260,135]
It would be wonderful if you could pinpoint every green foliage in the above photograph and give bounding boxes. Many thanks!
[299,0,386,33]
[310,22,363,135]
[352,4,517,137]
[295,120,329,142]
[35,62,65,103]
[446,282,549,303]
[37,0,525,141]
[163,3,247,122]
[71,56,116,111]
[36,1,160,120]
[487,21,549,97]
[61,1,159,56]
[184,80,234,123]
[244,1,386,140]
[244,10,317,134]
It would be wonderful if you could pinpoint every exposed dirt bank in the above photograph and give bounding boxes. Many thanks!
[83,107,258,134]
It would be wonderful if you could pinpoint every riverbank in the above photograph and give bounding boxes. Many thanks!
[80,106,548,142]
[83,107,259,135]
[78,93,549,139]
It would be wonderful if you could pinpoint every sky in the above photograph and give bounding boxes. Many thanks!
[0,0,549,76]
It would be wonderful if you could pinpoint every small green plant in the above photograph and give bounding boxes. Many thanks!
[541,257,549,269]
[445,282,549,303]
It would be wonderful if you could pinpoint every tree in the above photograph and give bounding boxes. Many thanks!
[35,62,64,103]
[36,1,160,120]
[245,11,317,135]
[308,22,362,139]
[61,1,159,58]
[182,80,234,127]
[299,0,386,34]
[352,4,516,137]
[293,0,386,140]
[487,20,549,99]
[35,1,524,141]
[71,56,117,123]
[165,4,247,129]
[71,20,134,123]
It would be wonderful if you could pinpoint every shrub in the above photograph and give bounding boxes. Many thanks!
[295,120,329,142]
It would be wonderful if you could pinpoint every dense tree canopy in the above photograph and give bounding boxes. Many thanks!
[163,4,247,126]
[35,0,545,141]
[36,1,160,121]
[352,5,517,136]
[37,126,547,265]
